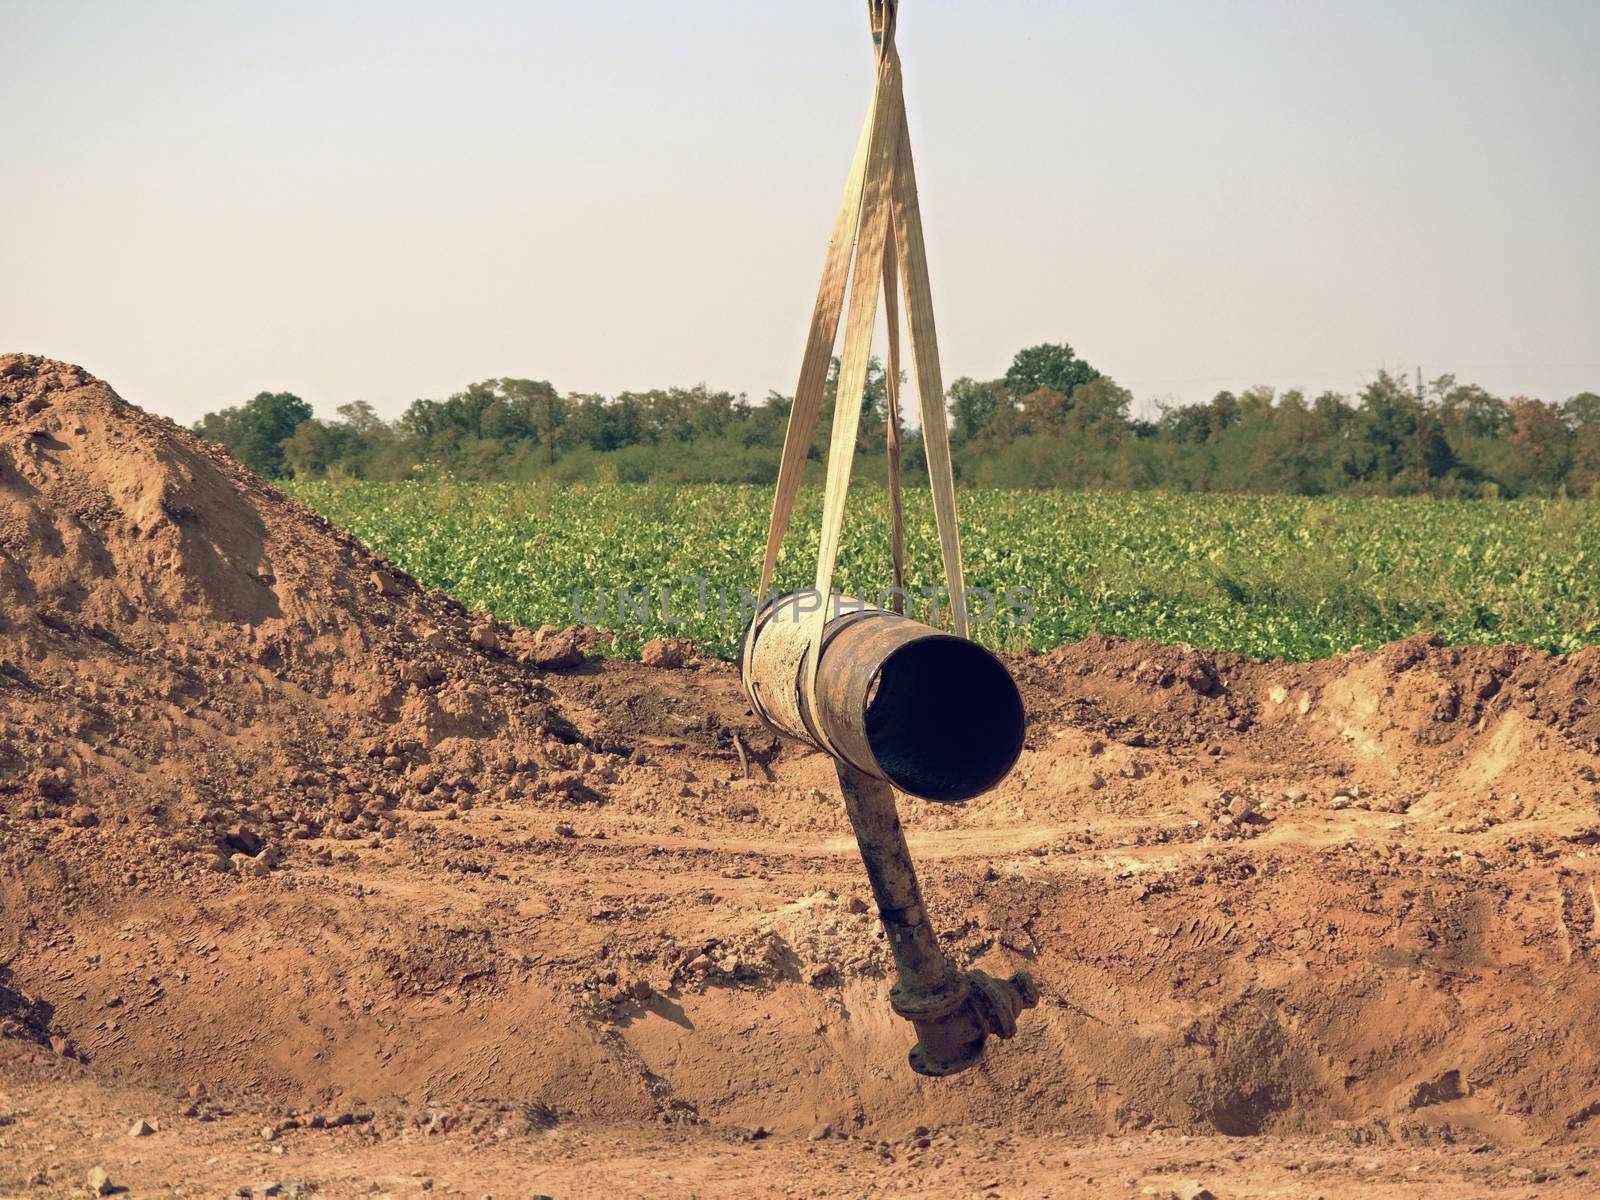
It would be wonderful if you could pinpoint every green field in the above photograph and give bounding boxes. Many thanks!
[288,481,1600,662]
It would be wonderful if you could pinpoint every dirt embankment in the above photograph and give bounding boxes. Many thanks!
[3,354,1600,1195]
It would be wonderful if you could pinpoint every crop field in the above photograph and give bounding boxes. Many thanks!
[289,481,1600,661]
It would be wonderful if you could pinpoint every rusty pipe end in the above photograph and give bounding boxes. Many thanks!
[743,601,1025,803]
[899,968,1040,1078]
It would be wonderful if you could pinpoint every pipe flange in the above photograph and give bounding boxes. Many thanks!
[964,969,1040,1040]
[888,973,969,1023]
[908,1037,984,1078]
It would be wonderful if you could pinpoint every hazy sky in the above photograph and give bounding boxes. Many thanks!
[4,0,1597,426]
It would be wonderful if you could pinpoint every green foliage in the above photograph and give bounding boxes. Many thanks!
[192,391,312,478]
[1002,342,1102,402]
[948,377,1004,444]
[192,340,1597,499]
[287,481,1600,661]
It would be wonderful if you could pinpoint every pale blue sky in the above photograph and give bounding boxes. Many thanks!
[3,0,1596,425]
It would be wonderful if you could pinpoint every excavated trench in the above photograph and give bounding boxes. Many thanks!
[3,354,1600,1149]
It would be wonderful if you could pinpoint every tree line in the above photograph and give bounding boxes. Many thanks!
[192,343,1600,497]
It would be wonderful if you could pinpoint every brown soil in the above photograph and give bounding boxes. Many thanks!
[2,353,1599,1197]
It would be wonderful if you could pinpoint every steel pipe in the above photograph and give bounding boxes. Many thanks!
[835,762,1038,1075]
[740,599,1025,803]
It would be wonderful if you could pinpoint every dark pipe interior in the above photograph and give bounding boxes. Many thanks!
[863,636,1025,802]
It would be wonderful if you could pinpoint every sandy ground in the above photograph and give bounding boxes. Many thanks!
[4,1058,1598,1198]
[4,355,1600,1197]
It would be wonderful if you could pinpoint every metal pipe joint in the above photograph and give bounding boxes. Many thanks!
[741,600,1036,1075]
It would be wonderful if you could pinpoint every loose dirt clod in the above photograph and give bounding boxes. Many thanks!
[4,356,1600,1193]
[641,637,692,669]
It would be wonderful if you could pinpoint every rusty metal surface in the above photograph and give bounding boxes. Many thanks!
[741,598,825,756]
[742,599,1023,804]
[835,762,1038,1076]
[810,603,932,777]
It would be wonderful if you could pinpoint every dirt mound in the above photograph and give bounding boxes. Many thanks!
[3,355,1600,1193]
[1015,632,1600,827]
[0,352,592,876]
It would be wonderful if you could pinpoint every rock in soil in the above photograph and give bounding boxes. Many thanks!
[641,637,693,669]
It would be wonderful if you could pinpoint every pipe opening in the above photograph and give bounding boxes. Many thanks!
[863,636,1025,803]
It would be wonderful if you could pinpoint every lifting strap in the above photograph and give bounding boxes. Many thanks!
[755,0,967,673]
